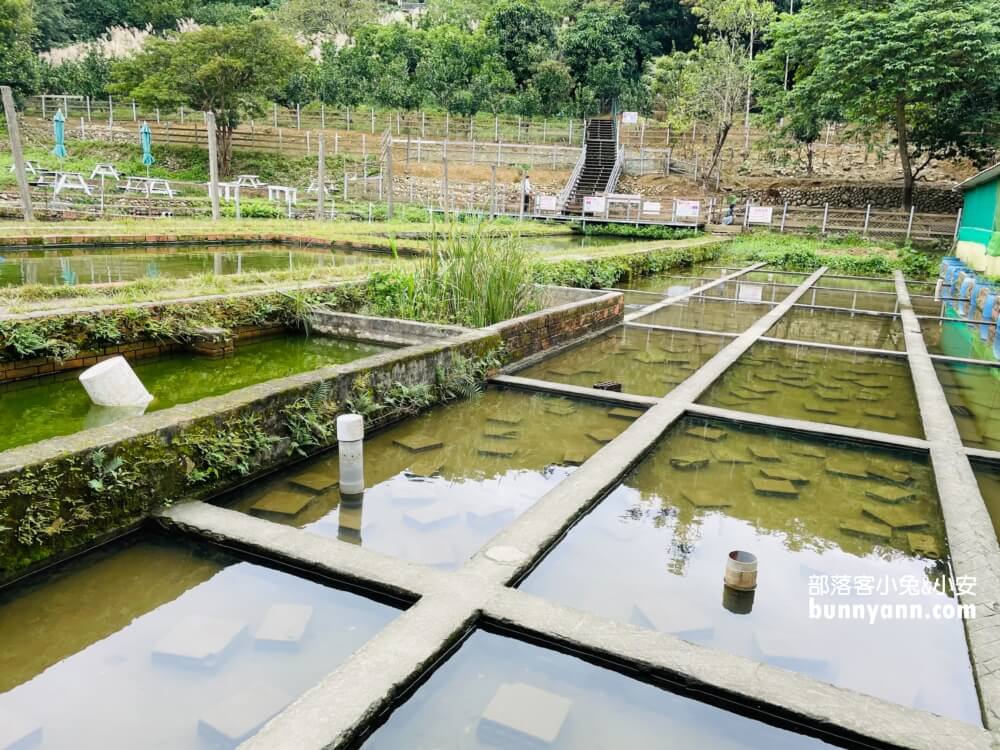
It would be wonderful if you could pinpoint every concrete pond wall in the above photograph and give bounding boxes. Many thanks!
[0,286,624,582]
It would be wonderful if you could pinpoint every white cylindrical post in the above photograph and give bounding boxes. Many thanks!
[337,414,365,497]
[906,205,916,240]
[79,356,153,407]
[863,204,871,236]
[724,550,758,591]
[822,203,829,234]
[780,202,788,232]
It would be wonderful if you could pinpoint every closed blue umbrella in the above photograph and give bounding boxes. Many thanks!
[52,109,67,160]
[140,121,155,177]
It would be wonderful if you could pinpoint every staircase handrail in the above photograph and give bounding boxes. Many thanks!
[557,144,587,212]
[606,145,625,195]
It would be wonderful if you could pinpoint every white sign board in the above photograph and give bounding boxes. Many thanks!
[621,111,639,125]
[642,201,661,215]
[583,196,606,214]
[748,206,774,225]
[737,283,764,303]
[675,200,700,220]
[536,194,558,211]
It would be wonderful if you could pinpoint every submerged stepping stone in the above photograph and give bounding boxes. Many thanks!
[544,403,577,417]
[407,457,445,478]
[608,407,643,421]
[289,469,338,493]
[760,467,810,484]
[631,602,715,640]
[682,488,733,509]
[684,426,727,442]
[857,391,885,402]
[485,427,520,440]
[865,464,913,485]
[587,429,620,445]
[394,434,444,453]
[478,683,572,747]
[561,449,589,466]
[0,709,41,750]
[855,379,890,389]
[198,684,291,746]
[633,351,669,365]
[670,455,710,470]
[908,532,941,559]
[546,367,577,377]
[803,401,839,416]
[791,445,826,459]
[755,372,782,383]
[864,486,917,504]
[730,389,766,401]
[751,478,799,498]
[743,383,779,395]
[825,458,870,479]
[753,631,829,671]
[713,396,750,409]
[478,445,518,458]
[862,504,929,531]
[467,501,515,526]
[778,379,814,389]
[250,490,314,518]
[863,407,897,420]
[815,389,850,402]
[840,518,893,542]
[255,604,313,647]
[153,615,246,668]
[713,447,753,464]
[748,446,781,462]
[404,502,461,529]
[488,414,523,426]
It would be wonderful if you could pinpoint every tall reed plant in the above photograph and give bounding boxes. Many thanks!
[367,225,538,327]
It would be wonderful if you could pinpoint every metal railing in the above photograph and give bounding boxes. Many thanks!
[557,145,587,213]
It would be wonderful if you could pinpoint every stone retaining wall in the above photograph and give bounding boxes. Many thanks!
[491,287,625,362]
[733,183,961,213]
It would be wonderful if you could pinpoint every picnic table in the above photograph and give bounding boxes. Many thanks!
[123,176,175,197]
[34,169,59,186]
[53,172,92,196]
[235,174,265,188]
[307,179,335,196]
[90,164,121,181]
[212,182,239,201]
[9,160,41,176]
[267,185,297,204]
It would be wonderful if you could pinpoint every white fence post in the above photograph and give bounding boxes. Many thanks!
[863,204,871,236]
[821,202,829,234]
[906,205,916,240]
[780,202,788,232]
[953,208,963,246]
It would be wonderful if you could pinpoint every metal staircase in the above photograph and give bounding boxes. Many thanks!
[560,118,622,216]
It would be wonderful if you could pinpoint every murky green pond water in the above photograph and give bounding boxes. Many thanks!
[361,630,834,749]
[818,275,897,293]
[699,340,922,437]
[636,298,774,333]
[0,335,388,453]
[0,244,377,287]
[218,389,632,570]
[519,326,727,397]
[520,234,643,253]
[972,461,1000,544]
[805,288,899,313]
[0,534,399,748]
[769,308,905,351]
[934,360,1000,449]
[522,418,979,724]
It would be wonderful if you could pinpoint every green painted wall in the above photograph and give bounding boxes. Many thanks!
[959,180,999,248]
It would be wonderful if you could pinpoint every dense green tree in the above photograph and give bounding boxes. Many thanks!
[414,26,490,114]
[0,0,39,101]
[30,0,81,50]
[275,0,379,38]
[482,0,556,88]
[529,59,574,116]
[560,1,642,108]
[39,48,112,97]
[110,21,306,174]
[756,0,1000,207]
[623,0,697,62]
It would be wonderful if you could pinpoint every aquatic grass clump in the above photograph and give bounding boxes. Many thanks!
[366,225,539,328]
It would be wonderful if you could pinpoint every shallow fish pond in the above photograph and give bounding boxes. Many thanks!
[217,388,635,569]
[521,418,979,724]
[0,335,389,453]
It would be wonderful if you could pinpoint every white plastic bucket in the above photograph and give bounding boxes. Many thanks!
[78,356,153,408]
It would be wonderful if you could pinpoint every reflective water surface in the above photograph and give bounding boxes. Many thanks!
[361,631,835,749]
[636,298,773,333]
[769,308,905,350]
[0,534,399,748]
[519,326,727,397]
[699,340,922,437]
[522,418,978,724]
[219,389,631,569]
[934,360,1000,449]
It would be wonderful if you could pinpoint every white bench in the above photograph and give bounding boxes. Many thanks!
[53,172,92,196]
[267,185,297,204]
[124,176,176,197]
[91,163,121,181]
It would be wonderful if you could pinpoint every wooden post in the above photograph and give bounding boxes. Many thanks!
[2,86,33,221]
[273,102,278,128]
[519,170,525,221]
[442,157,449,211]
[296,103,301,129]
[321,102,325,129]
[86,95,91,120]
[206,111,221,221]
[316,132,326,220]
[385,131,393,220]
[370,108,375,134]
